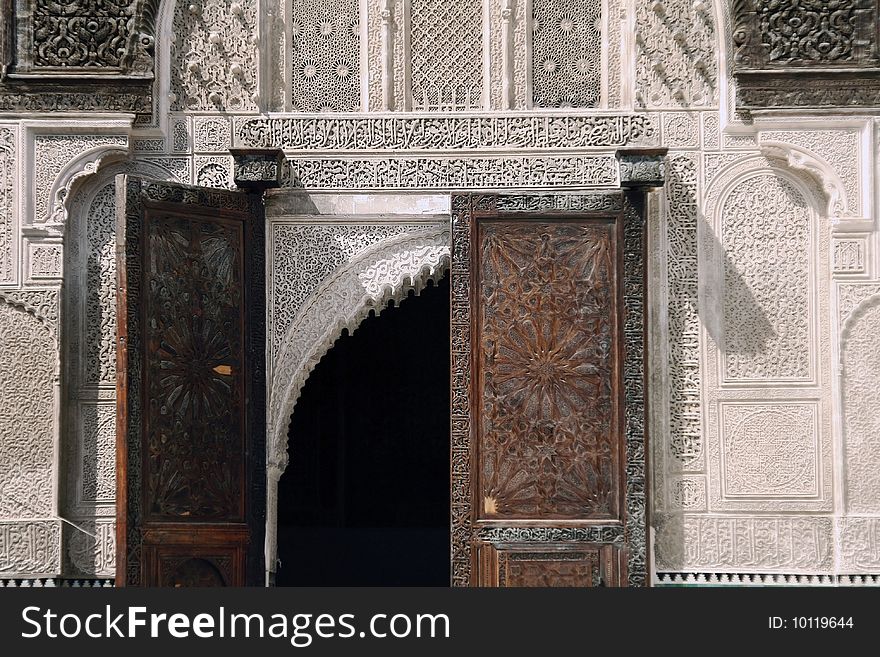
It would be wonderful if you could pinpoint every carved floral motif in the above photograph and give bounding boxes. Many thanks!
[721,174,813,382]
[478,221,618,519]
[32,0,136,69]
[759,0,859,64]
[144,215,245,519]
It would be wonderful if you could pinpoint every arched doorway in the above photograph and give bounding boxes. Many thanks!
[275,273,450,586]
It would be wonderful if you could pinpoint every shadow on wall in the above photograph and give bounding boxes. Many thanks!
[653,159,779,578]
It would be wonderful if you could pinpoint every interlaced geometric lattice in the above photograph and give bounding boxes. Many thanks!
[409,0,484,111]
[291,0,361,112]
[531,0,603,108]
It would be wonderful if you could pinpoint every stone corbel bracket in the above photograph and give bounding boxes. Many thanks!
[616,147,669,189]
[759,142,854,222]
[230,148,286,190]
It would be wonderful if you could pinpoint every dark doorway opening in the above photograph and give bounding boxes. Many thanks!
[276,273,451,586]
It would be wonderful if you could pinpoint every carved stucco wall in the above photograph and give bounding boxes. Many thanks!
[0,291,60,577]
[650,132,880,582]
[2,0,880,585]
[838,285,880,573]
[255,0,628,113]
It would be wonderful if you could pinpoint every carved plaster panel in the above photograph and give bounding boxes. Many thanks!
[635,0,719,109]
[172,117,191,153]
[702,113,720,151]
[289,0,361,112]
[170,0,259,112]
[0,521,61,576]
[269,222,430,359]
[662,113,700,149]
[285,155,619,190]
[194,155,234,188]
[833,238,867,275]
[234,114,656,151]
[65,520,115,578]
[655,153,704,475]
[719,173,814,383]
[78,403,116,505]
[409,0,484,110]
[530,0,602,108]
[669,476,707,512]
[26,242,63,281]
[32,134,129,225]
[720,402,820,499]
[838,518,880,573]
[759,128,862,217]
[0,126,17,284]
[366,0,383,110]
[138,157,192,185]
[841,294,880,514]
[838,282,880,327]
[193,116,232,153]
[654,514,834,572]
[0,295,56,517]
[700,158,833,515]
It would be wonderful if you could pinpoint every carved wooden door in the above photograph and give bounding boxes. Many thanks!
[115,176,266,587]
[451,193,647,587]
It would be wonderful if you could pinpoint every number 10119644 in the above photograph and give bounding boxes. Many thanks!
[769,617,854,629]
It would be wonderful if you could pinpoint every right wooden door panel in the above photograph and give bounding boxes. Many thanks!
[451,193,647,588]
[476,219,622,522]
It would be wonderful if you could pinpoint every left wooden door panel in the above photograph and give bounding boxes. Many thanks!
[116,176,266,587]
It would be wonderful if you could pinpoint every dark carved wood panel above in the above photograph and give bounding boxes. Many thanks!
[476,221,620,520]
[732,0,880,109]
[143,214,245,521]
